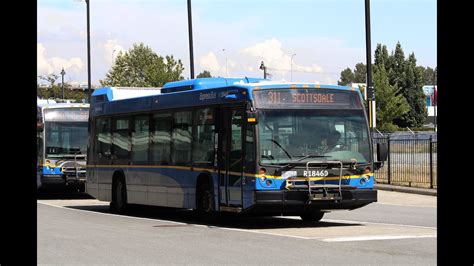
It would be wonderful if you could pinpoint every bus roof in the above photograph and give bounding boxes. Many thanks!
[38,102,90,110]
[90,78,360,117]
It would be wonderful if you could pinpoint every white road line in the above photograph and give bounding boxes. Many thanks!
[37,201,187,225]
[319,234,437,242]
[38,201,437,242]
[38,201,310,239]
[322,218,437,230]
[375,202,436,208]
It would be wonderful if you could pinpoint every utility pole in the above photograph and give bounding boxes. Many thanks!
[187,0,195,79]
[61,68,66,100]
[365,0,375,129]
[86,0,91,103]
[260,61,267,79]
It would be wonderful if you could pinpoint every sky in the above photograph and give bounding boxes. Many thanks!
[37,0,436,86]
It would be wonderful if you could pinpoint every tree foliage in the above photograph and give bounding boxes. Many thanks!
[197,70,212,78]
[337,68,354,85]
[338,41,431,131]
[100,43,185,87]
[373,64,410,131]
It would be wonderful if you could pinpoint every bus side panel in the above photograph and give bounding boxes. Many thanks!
[97,168,114,202]
[147,168,197,209]
[125,168,148,205]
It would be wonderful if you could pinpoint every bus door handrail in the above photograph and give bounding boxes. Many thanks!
[305,160,343,201]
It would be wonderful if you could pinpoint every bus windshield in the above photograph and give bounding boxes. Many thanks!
[258,109,370,165]
[45,122,88,158]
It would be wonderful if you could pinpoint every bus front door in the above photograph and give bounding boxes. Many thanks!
[218,107,244,208]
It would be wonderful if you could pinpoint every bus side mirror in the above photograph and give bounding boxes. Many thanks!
[37,122,44,132]
[376,143,388,162]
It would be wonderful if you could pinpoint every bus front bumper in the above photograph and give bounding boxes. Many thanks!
[246,188,377,214]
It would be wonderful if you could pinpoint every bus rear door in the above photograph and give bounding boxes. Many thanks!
[218,106,244,208]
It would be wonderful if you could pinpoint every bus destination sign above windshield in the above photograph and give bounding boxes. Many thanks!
[44,108,89,122]
[253,89,361,109]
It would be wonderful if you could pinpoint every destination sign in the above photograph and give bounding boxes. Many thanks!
[44,108,89,122]
[253,89,361,109]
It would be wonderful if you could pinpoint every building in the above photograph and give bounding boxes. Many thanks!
[422,85,437,127]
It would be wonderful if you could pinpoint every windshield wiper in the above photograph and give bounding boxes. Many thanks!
[267,139,292,159]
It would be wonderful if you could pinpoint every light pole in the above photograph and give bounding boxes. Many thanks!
[260,61,267,79]
[74,0,91,101]
[290,53,296,82]
[365,0,375,129]
[187,0,195,79]
[222,49,228,76]
[61,68,66,100]
[112,49,116,64]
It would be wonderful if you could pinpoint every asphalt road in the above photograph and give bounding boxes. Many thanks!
[37,190,436,265]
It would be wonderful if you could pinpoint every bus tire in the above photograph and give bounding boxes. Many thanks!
[300,211,324,222]
[196,180,214,215]
[111,175,128,213]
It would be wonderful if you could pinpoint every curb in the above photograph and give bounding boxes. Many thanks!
[374,183,437,196]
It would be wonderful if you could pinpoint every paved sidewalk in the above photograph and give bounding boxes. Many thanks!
[374,183,437,196]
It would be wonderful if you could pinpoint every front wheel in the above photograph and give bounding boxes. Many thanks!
[300,211,324,222]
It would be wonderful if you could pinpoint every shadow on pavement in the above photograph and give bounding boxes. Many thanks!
[64,203,362,230]
[37,187,94,200]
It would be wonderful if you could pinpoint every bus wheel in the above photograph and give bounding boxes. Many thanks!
[111,177,128,213]
[197,181,214,214]
[300,211,324,222]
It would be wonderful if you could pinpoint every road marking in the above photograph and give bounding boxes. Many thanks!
[37,201,188,225]
[38,201,437,242]
[322,218,437,230]
[319,234,437,242]
[375,202,436,208]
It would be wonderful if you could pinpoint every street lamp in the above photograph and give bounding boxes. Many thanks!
[60,68,66,100]
[75,0,91,102]
[290,53,296,82]
[222,49,228,76]
[187,0,195,79]
[365,0,375,129]
[259,61,267,79]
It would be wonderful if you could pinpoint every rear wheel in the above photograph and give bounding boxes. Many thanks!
[111,177,128,213]
[300,211,324,222]
[196,181,214,215]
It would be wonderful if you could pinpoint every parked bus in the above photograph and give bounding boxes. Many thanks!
[87,78,387,221]
[37,101,90,191]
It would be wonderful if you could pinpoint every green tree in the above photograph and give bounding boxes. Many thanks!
[394,53,427,128]
[100,43,185,87]
[422,66,436,85]
[197,70,212,78]
[337,67,354,85]
[353,63,367,83]
[373,64,409,131]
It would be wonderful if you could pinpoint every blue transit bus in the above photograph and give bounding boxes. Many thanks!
[37,101,90,191]
[86,78,387,221]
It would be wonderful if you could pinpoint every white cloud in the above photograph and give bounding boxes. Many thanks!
[240,38,324,79]
[198,52,223,75]
[37,43,84,80]
[103,39,125,65]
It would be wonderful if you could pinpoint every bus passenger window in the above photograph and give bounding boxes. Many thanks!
[112,117,131,160]
[151,113,172,165]
[172,111,192,166]
[97,118,112,159]
[193,108,215,167]
[132,115,150,164]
